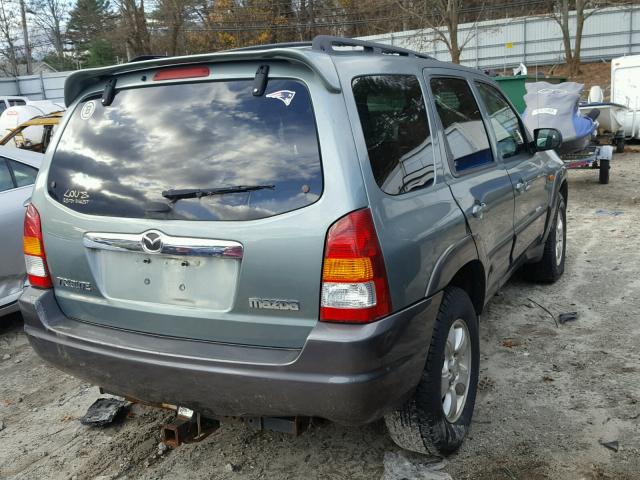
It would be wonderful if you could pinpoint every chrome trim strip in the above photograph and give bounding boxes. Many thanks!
[83,230,243,258]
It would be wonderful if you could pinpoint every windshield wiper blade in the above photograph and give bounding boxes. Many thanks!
[161,184,275,202]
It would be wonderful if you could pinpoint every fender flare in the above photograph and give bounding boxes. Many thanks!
[542,167,568,243]
[425,235,482,298]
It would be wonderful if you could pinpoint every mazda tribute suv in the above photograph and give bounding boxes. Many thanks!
[20,36,567,455]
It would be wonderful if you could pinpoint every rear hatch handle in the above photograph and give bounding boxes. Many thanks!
[83,231,243,258]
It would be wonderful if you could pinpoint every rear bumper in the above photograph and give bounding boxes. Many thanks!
[19,287,440,425]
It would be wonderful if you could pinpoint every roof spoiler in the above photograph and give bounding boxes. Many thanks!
[64,48,341,106]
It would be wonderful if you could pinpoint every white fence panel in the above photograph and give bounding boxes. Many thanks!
[359,6,640,70]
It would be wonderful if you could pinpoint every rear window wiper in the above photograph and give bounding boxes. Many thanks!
[161,185,275,202]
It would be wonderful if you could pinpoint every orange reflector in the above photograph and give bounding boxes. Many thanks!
[322,257,373,282]
[24,236,42,256]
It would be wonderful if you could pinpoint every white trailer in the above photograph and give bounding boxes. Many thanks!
[611,55,640,140]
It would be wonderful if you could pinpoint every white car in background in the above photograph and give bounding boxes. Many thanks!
[0,96,28,114]
[0,146,41,316]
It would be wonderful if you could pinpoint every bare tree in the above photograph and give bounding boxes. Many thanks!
[116,0,151,57]
[396,0,486,64]
[0,0,20,76]
[30,0,67,61]
[550,0,602,76]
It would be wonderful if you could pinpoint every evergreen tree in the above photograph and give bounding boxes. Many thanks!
[67,0,117,65]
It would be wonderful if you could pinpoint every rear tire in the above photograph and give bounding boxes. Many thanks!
[385,287,479,456]
[525,195,566,282]
[615,137,625,154]
[599,159,610,184]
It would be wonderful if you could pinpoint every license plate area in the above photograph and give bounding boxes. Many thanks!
[93,250,239,310]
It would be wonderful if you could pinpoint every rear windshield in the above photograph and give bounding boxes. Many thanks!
[48,78,322,221]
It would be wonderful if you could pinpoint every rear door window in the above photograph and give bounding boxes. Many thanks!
[0,159,13,191]
[8,159,38,187]
[48,79,322,221]
[430,77,494,173]
[352,75,435,194]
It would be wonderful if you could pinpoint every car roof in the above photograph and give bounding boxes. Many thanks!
[0,145,43,169]
[64,35,481,106]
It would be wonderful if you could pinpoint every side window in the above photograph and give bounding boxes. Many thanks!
[0,159,14,192]
[475,82,526,159]
[0,102,6,114]
[430,77,494,173]
[8,159,37,187]
[352,75,435,195]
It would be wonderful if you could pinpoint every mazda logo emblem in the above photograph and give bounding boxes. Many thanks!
[141,231,163,253]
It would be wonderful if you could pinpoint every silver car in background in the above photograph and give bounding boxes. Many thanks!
[0,146,41,316]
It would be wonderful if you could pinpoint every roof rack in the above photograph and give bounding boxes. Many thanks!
[223,35,433,60]
[226,41,313,53]
[311,36,433,60]
[129,55,167,63]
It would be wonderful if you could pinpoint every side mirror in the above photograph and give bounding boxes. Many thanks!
[533,128,563,152]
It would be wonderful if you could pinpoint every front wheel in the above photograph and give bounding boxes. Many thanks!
[525,194,566,282]
[385,287,479,455]
[615,137,625,154]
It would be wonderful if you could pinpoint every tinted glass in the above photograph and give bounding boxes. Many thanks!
[430,77,493,172]
[475,82,526,159]
[352,75,434,195]
[48,79,322,221]
[0,159,13,191]
[9,100,26,106]
[9,159,38,187]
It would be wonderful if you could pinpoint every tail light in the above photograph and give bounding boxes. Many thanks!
[23,204,52,288]
[320,208,391,323]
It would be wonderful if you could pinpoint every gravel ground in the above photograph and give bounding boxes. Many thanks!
[1,151,639,480]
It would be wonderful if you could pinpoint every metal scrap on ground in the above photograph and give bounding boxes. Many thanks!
[80,398,129,427]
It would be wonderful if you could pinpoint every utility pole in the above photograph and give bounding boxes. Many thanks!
[19,0,32,75]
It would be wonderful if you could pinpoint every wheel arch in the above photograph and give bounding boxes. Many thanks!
[426,236,486,315]
[559,178,568,204]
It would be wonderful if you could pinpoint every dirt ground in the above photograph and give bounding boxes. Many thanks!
[1,152,640,480]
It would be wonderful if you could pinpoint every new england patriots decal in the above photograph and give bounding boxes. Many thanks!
[265,90,296,106]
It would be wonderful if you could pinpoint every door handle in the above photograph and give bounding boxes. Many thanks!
[471,201,487,219]
[515,180,530,193]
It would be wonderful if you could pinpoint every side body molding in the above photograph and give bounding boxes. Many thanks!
[425,235,480,298]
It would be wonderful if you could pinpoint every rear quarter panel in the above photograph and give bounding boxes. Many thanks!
[335,56,470,310]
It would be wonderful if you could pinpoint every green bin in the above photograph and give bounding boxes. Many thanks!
[495,75,566,113]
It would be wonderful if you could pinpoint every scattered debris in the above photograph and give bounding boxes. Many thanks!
[558,311,578,324]
[501,338,522,348]
[542,376,555,384]
[527,297,558,328]
[382,451,452,480]
[0,419,4,431]
[595,209,624,217]
[14,358,20,364]
[2,354,10,360]
[225,463,242,472]
[80,398,129,427]
[478,376,495,391]
[157,442,168,456]
[599,440,619,452]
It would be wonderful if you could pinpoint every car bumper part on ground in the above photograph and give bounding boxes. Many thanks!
[19,287,440,425]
